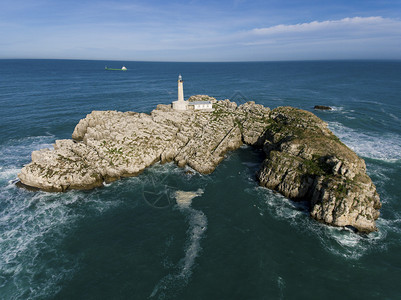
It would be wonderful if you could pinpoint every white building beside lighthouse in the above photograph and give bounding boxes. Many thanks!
[172,74,213,111]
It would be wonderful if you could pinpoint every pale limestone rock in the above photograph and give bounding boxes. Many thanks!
[187,95,217,103]
[18,99,381,232]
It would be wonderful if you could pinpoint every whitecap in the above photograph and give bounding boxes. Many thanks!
[0,166,20,183]
[0,191,81,298]
[0,135,56,188]
[0,183,122,299]
[252,186,390,260]
[329,106,344,112]
[388,113,400,122]
[328,121,401,162]
[255,187,308,221]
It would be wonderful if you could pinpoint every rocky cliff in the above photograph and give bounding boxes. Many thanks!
[18,98,380,232]
[257,107,380,233]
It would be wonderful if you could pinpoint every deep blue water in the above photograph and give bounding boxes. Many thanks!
[0,59,401,299]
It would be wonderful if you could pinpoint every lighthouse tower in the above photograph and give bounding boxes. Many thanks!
[178,74,184,102]
[172,74,188,111]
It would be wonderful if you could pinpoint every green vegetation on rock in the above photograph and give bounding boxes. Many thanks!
[18,98,380,233]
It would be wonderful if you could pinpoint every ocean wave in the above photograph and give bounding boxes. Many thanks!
[388,112,400,122]
[0,135,56,190]
[329,106,344,112]
[0,135,55,179]
[251,186,391,260]
[0,182,122,299]
[0,190,81,299]
[1,134,55,152]
[328,121,401,162]
[363,162,393,200]
[0,166,20,181]
[377,217,401,235]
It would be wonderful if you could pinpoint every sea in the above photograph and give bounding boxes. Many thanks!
[0,59,400,299]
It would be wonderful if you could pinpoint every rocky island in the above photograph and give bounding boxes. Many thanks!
[18,97,381,233]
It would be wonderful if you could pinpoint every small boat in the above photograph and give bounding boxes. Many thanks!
[105,66,127,71]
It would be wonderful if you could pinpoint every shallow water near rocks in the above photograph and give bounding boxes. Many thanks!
[0,59,400,299]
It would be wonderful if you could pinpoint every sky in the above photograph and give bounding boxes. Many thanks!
[0,0,401,61]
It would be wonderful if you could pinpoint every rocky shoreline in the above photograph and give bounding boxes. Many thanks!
[18,97,381,233]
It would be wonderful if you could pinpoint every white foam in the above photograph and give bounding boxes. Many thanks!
[0,192,79,298]
[0,135,55,190]
[330,106,344,112]
[317,224,387,260]
[0,182,121,299]
[0,166,20,181]
[363,163,392,198]
[328,121,401,162]
[0,192,79,267]
[0,135,54,158]
[277,276,285,299]
[388,113,400,122]
[256,187,308,221]
[377,217,401,234]
[252,186,391,260]
[150,189,206,298]
[175,189,203,209]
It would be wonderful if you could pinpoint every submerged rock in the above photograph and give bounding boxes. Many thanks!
[18,99,380,232]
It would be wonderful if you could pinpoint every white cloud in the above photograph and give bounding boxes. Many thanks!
[224,16,401,60]
[249,16,401,36]
[1,13,400,61]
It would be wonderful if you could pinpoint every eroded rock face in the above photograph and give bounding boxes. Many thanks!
[18,99,381,232]
[257,107,381,232]
[19,100,264,192]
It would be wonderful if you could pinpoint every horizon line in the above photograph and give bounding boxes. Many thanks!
[1,58,401,64]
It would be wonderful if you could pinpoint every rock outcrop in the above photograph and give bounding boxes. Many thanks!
[257,107,380,233]
[187,95,217,102]
[314,105,332,110]
[18,98,381,232]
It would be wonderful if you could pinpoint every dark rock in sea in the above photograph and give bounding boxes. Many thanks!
[18,98,380,233]
[314,105,332,110]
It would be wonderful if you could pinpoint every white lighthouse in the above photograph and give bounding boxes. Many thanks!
[178,74,184,101]
[172,74,188,111]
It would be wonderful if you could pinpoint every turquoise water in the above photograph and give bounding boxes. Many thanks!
[0,59,400,299]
